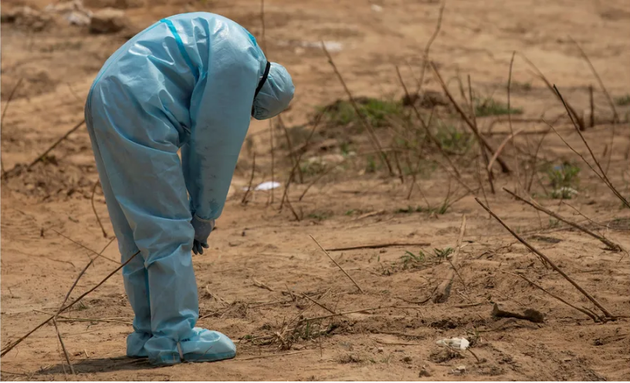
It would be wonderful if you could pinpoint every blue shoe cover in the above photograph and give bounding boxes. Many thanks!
[180,328,237,363]
[127,331,151,358]
[147,328,236,366]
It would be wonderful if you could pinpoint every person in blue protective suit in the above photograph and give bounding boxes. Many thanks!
[84,12,294,366]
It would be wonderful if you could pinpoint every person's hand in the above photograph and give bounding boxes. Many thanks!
[191,215,215,255]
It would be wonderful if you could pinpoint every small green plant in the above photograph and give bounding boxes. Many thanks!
[344,209,357,216]
[321,97,404,127]
[400,250,426,269]
[300,160,327,176]
[365,155,378,173]
[434,123,473,154]
[340,141,352,157]
[307,210,333,221]
[615,94,630,106]
[475,97,523,117]
[433,247,454,259]
[545,162,580,199]
[548,219,560,229]
[395,203,450,215]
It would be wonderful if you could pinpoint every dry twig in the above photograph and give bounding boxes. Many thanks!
[280,107,328,210]
[468,75,495,193]
[52,318,76,376]
[269,119,275,205]
[569,37,619,123]
[1,251,140,357]
[1,78,24,177]
[507,51,523,191]
[553,85,630,209]
[475,198,614,318]
[321,41,394,175]
[430,63,510,173]
[277,115,304,183]
[520,54,585,130]
[504,188,623,251]
[510,272,600,321]
[310,235,364,293]
[241,153,256,205]
[325,242,430,252]
[51,229,118,264]
[433,215,466,303]
[412,3,445,96]
[91,180,108,238]
[27,119,86,171]
[396,66,462,178]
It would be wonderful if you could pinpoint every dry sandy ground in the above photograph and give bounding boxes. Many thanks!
[2,0,630,380]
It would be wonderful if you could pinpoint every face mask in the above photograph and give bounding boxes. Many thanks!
[251,61,271,116]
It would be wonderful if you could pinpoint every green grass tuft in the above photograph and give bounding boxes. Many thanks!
[321,97,404,127]
[615,94,630,106]
[475,97,523,117]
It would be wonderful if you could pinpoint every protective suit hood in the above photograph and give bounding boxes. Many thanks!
[252,62,294,120]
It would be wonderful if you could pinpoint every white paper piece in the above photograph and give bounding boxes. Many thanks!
[254,181,281,191]
[436,337,470,350]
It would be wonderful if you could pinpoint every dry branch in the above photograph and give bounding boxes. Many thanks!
[396,66,462,178]
[589,85,595,128]
[325,242,430,252]
[310,235,364,293]
[475,198,614,318]
[1,78,25,177]
[27,119,86,171]
[241,153,256,205]
[553,85,630,209]
[520,54,585,130]
[259,0,266,52]
[433,215,466,303]
[569,37,619,123]
[430,63,511,173]
[280,107,328,210]
[487,127,527,172]
[510,272,600,322]
[51,229,118,265]
[304,305,417,322]
[300,293,337,315]
[412,3,445,96]
[468,75,495,193]
[507,51,523,191]
[269,119,275,205]
[321,41,394,175]
[503,188,623,251]
[277,115,304,183]
[52,318,76,376]
[1,251,140,357]
[91,180,108,238]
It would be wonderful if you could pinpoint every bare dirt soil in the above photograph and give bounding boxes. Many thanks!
[2,0,630,380]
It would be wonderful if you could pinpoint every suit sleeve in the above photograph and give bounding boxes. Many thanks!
[182,42,259,220]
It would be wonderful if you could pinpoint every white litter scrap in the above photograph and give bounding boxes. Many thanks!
[241,181,281,192]
[255,181,280,191]
[371,4,383,12]
[436,337,470,350]
[276,40,344,53]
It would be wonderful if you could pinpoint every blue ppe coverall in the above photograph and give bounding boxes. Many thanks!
[84,12,294,365]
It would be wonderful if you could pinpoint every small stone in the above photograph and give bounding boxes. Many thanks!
[419,366,431,377]
[89,8,127,33]
[377,347,384,353]
[449,365,466,375]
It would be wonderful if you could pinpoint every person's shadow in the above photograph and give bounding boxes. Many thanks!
[35,356,156,377]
